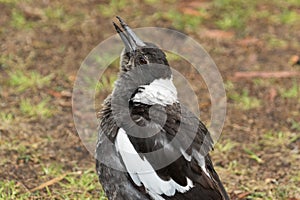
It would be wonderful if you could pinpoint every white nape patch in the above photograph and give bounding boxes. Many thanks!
[115,128,194,199]
[132,77,178,106]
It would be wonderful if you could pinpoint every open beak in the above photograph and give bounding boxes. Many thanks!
[113,16,146,52]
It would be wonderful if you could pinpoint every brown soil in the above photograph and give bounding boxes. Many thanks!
[0,0,299,199]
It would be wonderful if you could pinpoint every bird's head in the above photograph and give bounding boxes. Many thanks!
[113,16,169,74]
[111,17,178,137]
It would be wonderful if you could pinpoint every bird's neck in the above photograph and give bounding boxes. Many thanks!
[131,77,178,106]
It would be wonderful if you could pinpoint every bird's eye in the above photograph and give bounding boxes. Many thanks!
[139,56,148,65]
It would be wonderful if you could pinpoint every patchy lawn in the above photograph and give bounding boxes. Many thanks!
[0,0,299,199]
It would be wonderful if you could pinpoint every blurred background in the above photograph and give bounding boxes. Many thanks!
[0,0,299,199]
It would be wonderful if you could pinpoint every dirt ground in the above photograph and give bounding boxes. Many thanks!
[0,0,299,199]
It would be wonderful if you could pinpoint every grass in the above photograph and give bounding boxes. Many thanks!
[0,0,31,4]
[274,187,289,200]
[291,171,300,183]
[44,6,65,21]
[243,148,264,164]
[0,112,14,131]
[59,169,106,199]
[273,185,300,200]
[215,13,244,30]
[0,112,13,124]
[279,81,299,98]
[20,98,53,118]
[10,9,26,29]
[163,9,205,31]
[84,54,118,93]
[165,52,182,62]
[144,0,160,5]
[0,168,106,200]
[215,159,248,178]
[39,164,107,199]
[213,0,258,31]
[212,0,300,32]
[262,131,298,148]
[214,139,237,152]
[247,192,267,199]
[43,6,84,31]
[265,34,288,49]
[236,173,300,200]
[1,0,300,199]
[263,131,284,144]
[98,0,128,17]
[290,119,300,132]
[2,141,38,164]
[286,0,300,6]
[279,10,299,25]
[96,74,117,93]
[265,9,300,26]
[10,9,33,30]
[252,78,275,87]
[0,180,30,200]
[256,6,300,26]
[82,73,117,95]
[226,160,247,176]
[42,164,63,176]
[92,54,119,68]
[9,70,53,92]
[226,81,261,110]
[0,54,14,69]
[228,88,261,110]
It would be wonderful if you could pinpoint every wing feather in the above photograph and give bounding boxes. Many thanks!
[120,102,229,199]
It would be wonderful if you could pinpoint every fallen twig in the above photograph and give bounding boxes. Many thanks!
[30,171,82,192]
[237,191,251,199]
[232,71,300,79]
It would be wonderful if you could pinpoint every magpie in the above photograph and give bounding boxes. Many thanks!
[96,16,230,200]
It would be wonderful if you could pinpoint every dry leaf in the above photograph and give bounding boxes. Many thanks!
[47,89,62,98]
[289,55,300,66]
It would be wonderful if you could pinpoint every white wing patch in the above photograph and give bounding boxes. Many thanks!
[132,77,178,106]
[180,148,211,178]
[115,128,194,199]
[192,150,211,178]
[180,148,192,161]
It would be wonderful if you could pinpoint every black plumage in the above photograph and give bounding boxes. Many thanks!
[96,17,230,200]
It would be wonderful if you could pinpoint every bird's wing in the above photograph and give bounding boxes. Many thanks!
[96,95,150,200]
[115,102,229,200]
[96,130,150,200]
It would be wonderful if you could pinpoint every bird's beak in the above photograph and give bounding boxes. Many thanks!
[113,16,146,52]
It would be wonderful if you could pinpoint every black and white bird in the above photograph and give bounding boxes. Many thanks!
[96,16,230,200]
